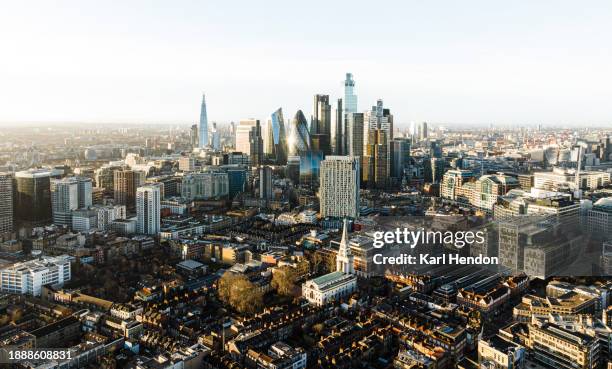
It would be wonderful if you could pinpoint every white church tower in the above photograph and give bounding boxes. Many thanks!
[336,218,354,274]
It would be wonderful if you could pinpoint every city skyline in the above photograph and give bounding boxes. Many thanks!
[2,1,612,126]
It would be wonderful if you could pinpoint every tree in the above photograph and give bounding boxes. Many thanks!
[217,272,264,314]
[271,266,298,296]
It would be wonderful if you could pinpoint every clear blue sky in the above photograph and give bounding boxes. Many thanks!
[1,0,611,126]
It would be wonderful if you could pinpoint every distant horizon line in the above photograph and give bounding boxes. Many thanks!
[0,120,610,129]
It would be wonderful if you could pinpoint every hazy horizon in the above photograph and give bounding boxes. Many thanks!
[2,1,612,126]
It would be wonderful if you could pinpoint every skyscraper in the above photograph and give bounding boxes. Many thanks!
[332,98,343,155]
[190,124,198,148]
[15,169,52,226]
[77,177,93,209]
[0,173,13,235]
[346,113,364,159]
[417,121,428,141]
[259,166,273,201]
[136,184,161,235]
[363,100,393,188]
[114,169,145,209]
[51,177,79,227]
[390,138,411,179]
[236,119,263,166]
[265,108,288,164]
[210,122,221,150]
[199,93,208,148]
[344,73,357,114]
[311,94,332,155]
[319,156,360,219]
[288,110,311,156]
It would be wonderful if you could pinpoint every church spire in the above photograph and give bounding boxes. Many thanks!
[336,218,354,274]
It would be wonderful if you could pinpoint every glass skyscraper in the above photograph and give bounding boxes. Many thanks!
[344,73,357,114]
[199,93,208,148]
[288,110,311,156]
[266,108,288,164]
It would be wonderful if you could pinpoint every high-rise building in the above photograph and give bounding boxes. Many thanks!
[344,73,357,114]
[319,156,360,219]
[332,98,343,155]
[363,129,389,188]
[299,151,324,188]
[51,177,79,227]
[346,113,364,159]
[390,138,411,179]
[288,110,311,156]
[265,108,288,164]
[77,177,93,209]
[363,100,393,188]
[190,124,198,148]
[0,173,13,236]
[227,168,247,199]
[236,119,263,166]
[114,170,145,209]
[210,122,221,150]
[136,184,161,235]
[15,169,52,225]
[259,166,273,201]
[199,93,208,148]
[311,94,332,155]
[417,121,428,141]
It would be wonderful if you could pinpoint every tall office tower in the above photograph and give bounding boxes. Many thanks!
[319,156,360,219]
[364,99,393,147]
[210,122,221,150]
[390,138,411,179]
[364,129,389,189]
[77,177,93,208]
[344,73,357,114]
[430,140,442,158]
[417,121,428,141]
[0,173,13,235]
[288,110,311,156]
[15,169,52,226]
[265,108,288,164]
[331,98,343,155]
[198,93,208,148]
[311,94,332,155]
[259,166,273,201]
[236,119,263,166]
[190,124,199,148]
[114,169,145,209]
[346,113,364,159]
[227,168,247,199]
[136,184,161,235]
[51,177,79,227]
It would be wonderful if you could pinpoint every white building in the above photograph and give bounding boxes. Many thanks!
[319,156,360,219]
[0,255,71,296]
[71,209,98,232]
[136,185,161,235]
[302,220,357,306]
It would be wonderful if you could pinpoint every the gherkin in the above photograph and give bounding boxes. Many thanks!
[288,110,311,156]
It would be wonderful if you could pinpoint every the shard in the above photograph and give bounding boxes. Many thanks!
[199,93,208,148]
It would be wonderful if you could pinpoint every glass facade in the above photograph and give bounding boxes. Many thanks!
[344,73,357,114]
[199,93,208,148]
